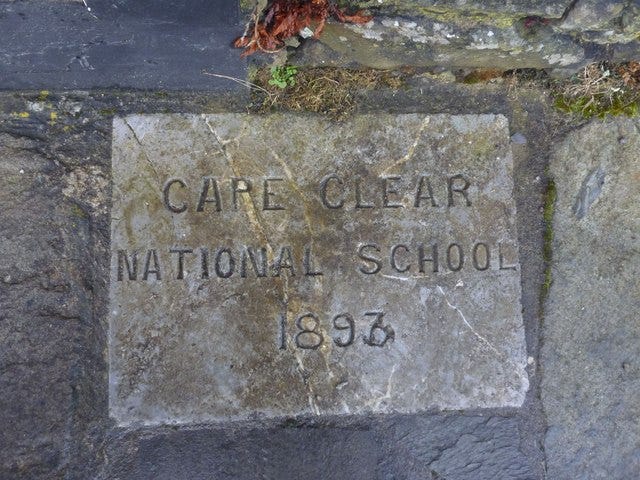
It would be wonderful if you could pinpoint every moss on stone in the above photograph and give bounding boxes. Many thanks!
[553,94,640,119]
[70,202,88,219]
[541,178,556,299]
[416,6,517,28]
[552,62,640,118]
[340,0,518,28]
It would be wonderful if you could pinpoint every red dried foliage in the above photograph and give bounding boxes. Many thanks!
[235,0,372,56]
[618,61,640,88]
[522,16,550,29]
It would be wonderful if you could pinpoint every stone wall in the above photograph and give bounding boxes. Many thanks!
[294,0,640,71]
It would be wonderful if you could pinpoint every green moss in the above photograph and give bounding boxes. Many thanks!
[340,0,517,28]
[554,93,640,119]
[418,6,516,28]
[541,178,556,299]
[70,203,88,219]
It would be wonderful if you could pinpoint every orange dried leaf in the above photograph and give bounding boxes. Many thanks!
[234,0,373,56]
[234,36,250,48]
[341,12,372,23]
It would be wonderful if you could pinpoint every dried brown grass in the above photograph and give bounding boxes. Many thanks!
[251,67,406,119]
[553,61,640,117]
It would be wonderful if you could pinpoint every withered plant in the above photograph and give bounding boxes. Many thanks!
[235,0,371,56]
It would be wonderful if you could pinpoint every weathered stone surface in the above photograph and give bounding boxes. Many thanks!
[542,118,640,479]
[0,132,105,479]
[107,425,381,480]
[106,413,538,479]
[315,20,584,70]
[0,80,554,479]
[109,113,528,426]
[381,414,537,480]
[296,0,640,70]
[343,0,569,18]
[556,0,640,44]
[559,0,625,30]
[0,0,245,90]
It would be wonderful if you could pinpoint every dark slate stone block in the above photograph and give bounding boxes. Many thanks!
[106,426,381,480]
[0,0,246,91]
[381,414,535,480]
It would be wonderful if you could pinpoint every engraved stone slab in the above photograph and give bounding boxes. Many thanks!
[109,114,529,426]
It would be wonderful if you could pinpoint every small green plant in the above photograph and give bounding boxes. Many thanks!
[268,65,298,89]
[253,67,405,119]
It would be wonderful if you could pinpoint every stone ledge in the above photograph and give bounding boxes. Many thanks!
[284,0,640,71]
[340,0,569,23]
[311,20,586,70]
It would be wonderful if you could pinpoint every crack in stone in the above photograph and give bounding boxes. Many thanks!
[437,285,502,357]
[267,147,336,390]
[121,118,180,237]
[372,364,397,409]
[436,286,528,388]
[123,119,160,182]
[573,166,605,219]
[204,117,320,415]
[264,151,336,404]
[204,118,273,255]
[382,274,425,282]
[269,148,315,237]
[378,117,430,176]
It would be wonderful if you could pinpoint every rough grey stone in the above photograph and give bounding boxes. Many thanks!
[542,118,640,479]
[106,413,540,479]
[382,414,536,480]
[343,0,569,18]
[109,113,528,426]
[0,132,105,479]
[611,39,640,63]
[559,0,625,30]
[556,0,640,44]
[106,425,381,480]
[3,0,640,81]
[311,19,585,70]
[294,1,640,70]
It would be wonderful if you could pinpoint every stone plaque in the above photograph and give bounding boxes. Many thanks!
[109,114,528,426]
